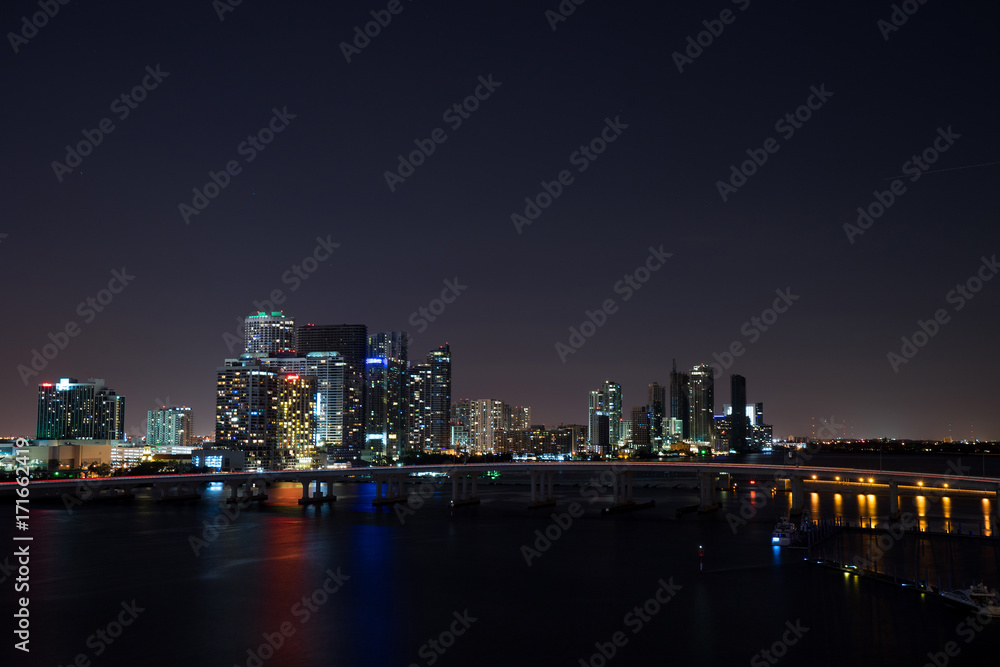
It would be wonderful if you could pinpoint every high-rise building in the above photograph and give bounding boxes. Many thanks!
[752,402,771,450]
[406,363,432,452]
[216,359,323,470]
[277,373,316,468]
[620,419,633,450]
[450,397,472,453]
[365,332,408,462]
[588,389,608,455]
[37,378,126,440]
[296,324,368,460]
[690,364,714,442]
[730,374,748,453]
[471,399,507,454]
[630,405,651,451]
[603,381,622,450]
[669,360,690,439]
[147,406,194,447]
[244,312,295,356]
[587,381,623,456]
[451,397,472,453]
[509,405,531,432]
[426,344,452,451]
[647,382,666,446]
[552,424,585,455]
[215,360,279,470]
[258,352,347,459]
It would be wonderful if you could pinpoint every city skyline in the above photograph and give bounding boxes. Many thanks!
[8,306,999,443]
[4,3,1000,442]
[15,309,993,446]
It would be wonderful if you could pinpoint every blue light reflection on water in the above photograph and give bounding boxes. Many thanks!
[7,478,1000,666]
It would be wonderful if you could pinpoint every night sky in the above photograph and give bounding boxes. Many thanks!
[4,1,1000,441]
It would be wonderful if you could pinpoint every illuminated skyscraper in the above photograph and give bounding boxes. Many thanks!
[147,406,193,447]
[244,312,295,356]
[406,363,431,451]
[259,352,346,459]
[427,344,452,451]
[669,360,690,439]
[36,378,126,440]
[277,373,316,468]
[587,381,621,456]
[471,399,507,454]
[365,331,408,462]
[729,374,748,453]
[648,382,666,446]
[215,360,279,470]
[451,397,472,453]
[588,389,607,454]
[509,405,531,432]
[690,364,714,443]
[630,405,651,451]
[296,323,367,460]
[603,381,622,452]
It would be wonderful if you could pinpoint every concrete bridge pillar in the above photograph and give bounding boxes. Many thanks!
[299,478,336,505]
[698,472,718,512]
[888,480,900,519]
[372,474,404,506]
[611,471,634,507]
[450,472,481,507]
[227,478,267,504]
[790,475,805,514]
[528,471,555,508]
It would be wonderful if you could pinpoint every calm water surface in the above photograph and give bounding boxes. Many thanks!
[3,458,999,666]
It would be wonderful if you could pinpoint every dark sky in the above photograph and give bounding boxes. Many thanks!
[4,1,1000,441]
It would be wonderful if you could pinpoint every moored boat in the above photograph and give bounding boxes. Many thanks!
[941,583,1000,618]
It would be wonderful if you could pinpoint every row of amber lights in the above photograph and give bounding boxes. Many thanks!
[810,474,944,488]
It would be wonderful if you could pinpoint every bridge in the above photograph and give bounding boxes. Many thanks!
[3,462,999,518]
